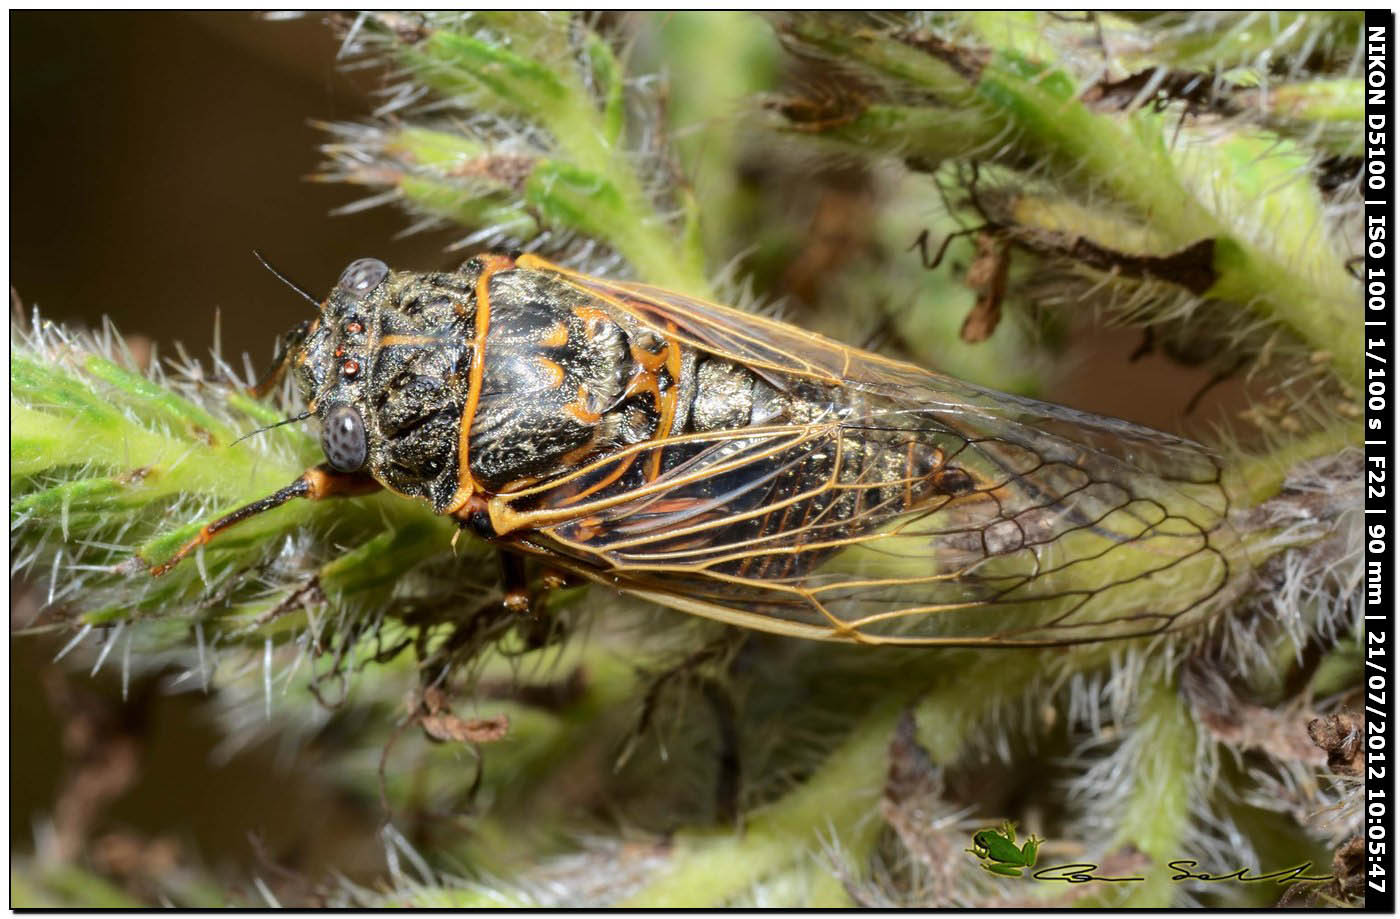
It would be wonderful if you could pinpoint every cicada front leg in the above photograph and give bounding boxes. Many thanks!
[247,317,315,399]
[497,549,533,616]
[147,464,381,576]
[414,560,575,684]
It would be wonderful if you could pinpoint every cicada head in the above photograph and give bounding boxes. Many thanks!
[297,257,483,512]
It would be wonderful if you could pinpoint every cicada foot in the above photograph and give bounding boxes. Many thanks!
[147,464,381,576]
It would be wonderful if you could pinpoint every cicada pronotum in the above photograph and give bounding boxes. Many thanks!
[153,252,1240,647]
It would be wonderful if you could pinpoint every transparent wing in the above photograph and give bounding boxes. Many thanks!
[502,258,1240,647]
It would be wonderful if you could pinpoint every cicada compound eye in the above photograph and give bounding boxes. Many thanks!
[337,258,389,296]
[321,404,369,472]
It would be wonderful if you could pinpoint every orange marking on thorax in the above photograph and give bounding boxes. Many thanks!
[625,372,662,407]
[554,330,680,507]
[621,339,671,414]
[573,306,612,340]
[559,440,602,466]
[646,326,684,481]
[377,334,443,348]
[630,342,668,373]
[536,356,567,389]
[663,330,683,381]
[554,341,679,507]
[540,321,570,349]
[564,385,602,424]
[445,254,514,514]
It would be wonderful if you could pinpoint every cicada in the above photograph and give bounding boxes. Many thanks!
[153,252,1239,647]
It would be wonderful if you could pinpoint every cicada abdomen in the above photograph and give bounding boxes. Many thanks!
[158,252,1241,648]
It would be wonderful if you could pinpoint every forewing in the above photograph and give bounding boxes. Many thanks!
[505,259,1239,646]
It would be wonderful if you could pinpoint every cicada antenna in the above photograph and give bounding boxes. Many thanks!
[232,409,313,446]
[252,250,322,310]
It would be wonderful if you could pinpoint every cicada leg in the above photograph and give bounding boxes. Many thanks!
[147,464,381,576]
[415,593,530,695]
[416,555,576,685]
[497,552,577,652]
[247,318,314,399]
[624,637,747,826]
[697,674,742,828]
[498,549,532,616]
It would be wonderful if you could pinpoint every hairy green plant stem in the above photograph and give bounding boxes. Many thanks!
[391,16,709,295]
[779,14,1362,388]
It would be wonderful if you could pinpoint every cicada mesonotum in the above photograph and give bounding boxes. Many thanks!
[153,252,1240,647]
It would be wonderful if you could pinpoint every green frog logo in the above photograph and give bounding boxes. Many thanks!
[967,822,1042,877]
